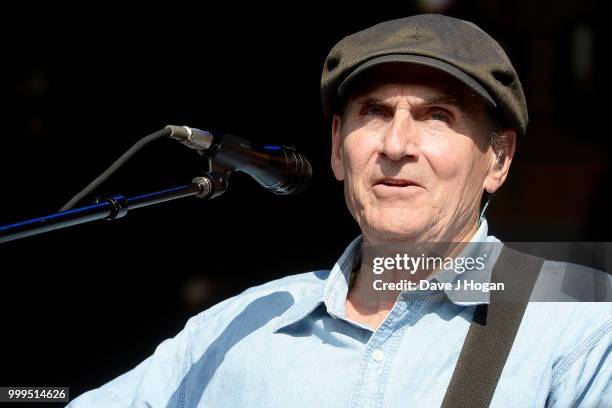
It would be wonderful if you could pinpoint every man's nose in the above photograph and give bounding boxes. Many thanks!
[380,109,419,161]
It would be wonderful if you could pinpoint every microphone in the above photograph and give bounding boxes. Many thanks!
[165,125,312,195]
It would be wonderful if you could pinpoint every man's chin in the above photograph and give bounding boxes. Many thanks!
[361,220,430,244]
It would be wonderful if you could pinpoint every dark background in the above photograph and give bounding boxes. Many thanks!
[0,1,607,405]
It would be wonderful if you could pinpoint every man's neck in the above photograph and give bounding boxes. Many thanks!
[345,222,481,330]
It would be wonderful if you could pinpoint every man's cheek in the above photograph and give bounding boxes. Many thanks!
[427,151,464,180]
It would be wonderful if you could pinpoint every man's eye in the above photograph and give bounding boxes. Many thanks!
[430,111,449,122]
[364,105,386,116]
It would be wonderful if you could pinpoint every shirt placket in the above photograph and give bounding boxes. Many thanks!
[347,293,427,408]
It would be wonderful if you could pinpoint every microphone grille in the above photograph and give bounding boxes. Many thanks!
[271,150,312,195]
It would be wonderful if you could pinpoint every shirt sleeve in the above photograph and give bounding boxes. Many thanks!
[547,317,612,407]
[66,314,200,408]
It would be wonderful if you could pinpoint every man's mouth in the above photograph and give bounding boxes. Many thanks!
[374,178,420,188]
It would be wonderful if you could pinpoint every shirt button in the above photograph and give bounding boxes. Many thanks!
[372,349,384,362]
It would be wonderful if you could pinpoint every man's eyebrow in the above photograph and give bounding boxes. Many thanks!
[353,94,463,108]
[354,96,385,106]
[421,95,462,107]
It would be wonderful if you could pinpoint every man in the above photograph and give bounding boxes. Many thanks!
[69,15,611,407]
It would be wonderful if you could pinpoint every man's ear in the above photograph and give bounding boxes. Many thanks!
[331,114,345,181]
[483,129,517,194]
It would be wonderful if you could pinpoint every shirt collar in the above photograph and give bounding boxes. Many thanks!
[428,219,502,305]
[272,236,361,333]
[273,220,501,332]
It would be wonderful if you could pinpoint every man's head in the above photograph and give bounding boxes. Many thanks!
[321,15,525,244]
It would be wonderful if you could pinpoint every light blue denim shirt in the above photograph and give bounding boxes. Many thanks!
[69,220,612,407]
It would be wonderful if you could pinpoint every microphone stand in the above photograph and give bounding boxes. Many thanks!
[0,172,229,244]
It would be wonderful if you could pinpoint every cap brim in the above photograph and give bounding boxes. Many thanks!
[338,54,497,108]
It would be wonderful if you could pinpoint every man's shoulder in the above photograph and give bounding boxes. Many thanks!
[240,269,331,298]
[524,258,611,333]
[533,259,612,302]
[185,270,330,334]
[519,258,611,364]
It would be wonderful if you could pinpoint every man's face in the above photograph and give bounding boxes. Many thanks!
[331,68,512,244]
